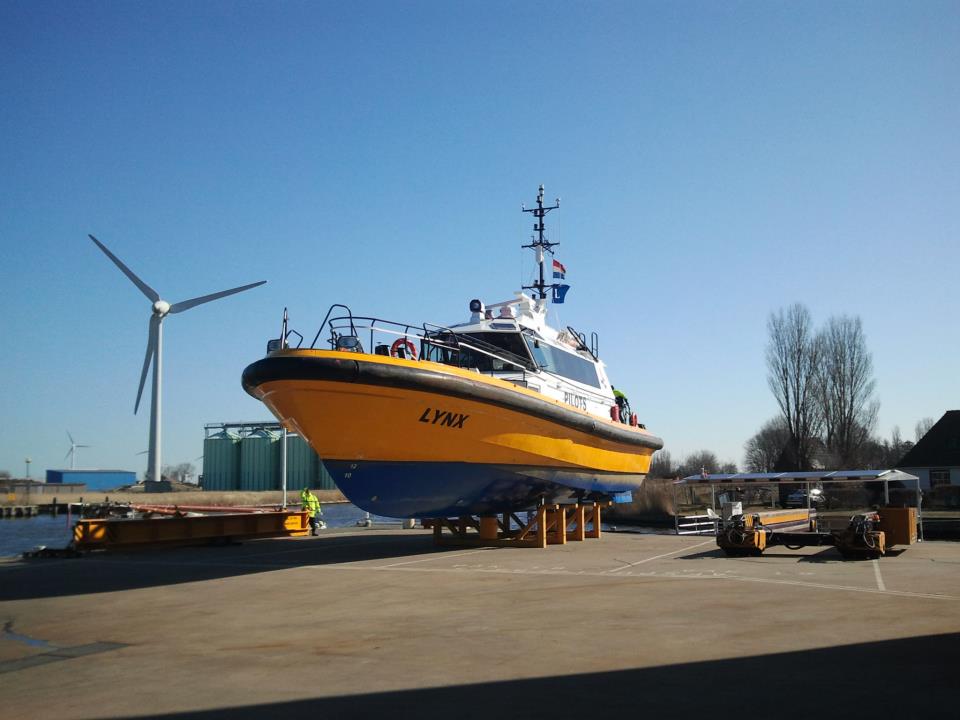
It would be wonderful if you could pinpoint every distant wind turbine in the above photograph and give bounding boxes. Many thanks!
[65,431,91,470]
[89,234,266,483]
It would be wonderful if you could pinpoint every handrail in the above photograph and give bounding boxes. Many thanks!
[426,337,533,379]
[285,329,303,349]
[424,330,535,372]
[676,514,719,536]
[290,304,621,404]
[566,325,598,361]
[310,304,355,349]
[308,305,537,382]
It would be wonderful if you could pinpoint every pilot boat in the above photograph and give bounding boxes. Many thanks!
[242,186,663,518]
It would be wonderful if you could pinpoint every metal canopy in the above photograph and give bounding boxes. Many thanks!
[672,468,923,540]
[676,469,919,485]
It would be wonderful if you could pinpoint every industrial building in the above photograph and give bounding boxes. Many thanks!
[46,469,137,491]
[201,422,336,491]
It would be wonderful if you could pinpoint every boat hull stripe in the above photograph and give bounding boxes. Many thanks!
[243,353,664,451]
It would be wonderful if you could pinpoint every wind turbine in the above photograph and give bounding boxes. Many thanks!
[89,234,266,483]
[65,431,90,469]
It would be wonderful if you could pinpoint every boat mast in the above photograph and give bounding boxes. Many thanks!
[522,185,560,300]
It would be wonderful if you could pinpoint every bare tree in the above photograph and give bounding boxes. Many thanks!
[161,463,196,484]
[648,450,677,478]
[915,417,935,442]
[887,426,913,467]
[817,315,879,466]
[861,426,912,469]
[744,417,790,472]
[890,425,902,451]
[677,450,720,478]
[766,304,822,470]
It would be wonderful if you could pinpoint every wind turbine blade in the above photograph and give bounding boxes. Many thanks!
[135,316,159,414]
[65,449,72,461]
[88,234,160,302]
[67,430,75,444]
[78,444,91,448]
[169,280,266,314]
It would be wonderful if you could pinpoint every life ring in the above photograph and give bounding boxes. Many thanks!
[390,338,417,360]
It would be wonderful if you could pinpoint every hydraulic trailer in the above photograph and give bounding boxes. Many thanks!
[717,507,917,560]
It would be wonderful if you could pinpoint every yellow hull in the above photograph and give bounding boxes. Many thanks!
[243,349,662,517]
[247,350,658,473]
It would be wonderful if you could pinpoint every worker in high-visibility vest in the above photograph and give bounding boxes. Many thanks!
[612,388,629,424]
[300,487,324,535]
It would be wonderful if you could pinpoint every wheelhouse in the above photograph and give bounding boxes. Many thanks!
[522,333,601,388]
[422,330,536,373]
[277,293,625,423]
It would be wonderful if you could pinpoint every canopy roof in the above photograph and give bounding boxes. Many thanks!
[676,469,919,485]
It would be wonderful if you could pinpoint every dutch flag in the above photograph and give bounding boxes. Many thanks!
[552,259,566,279]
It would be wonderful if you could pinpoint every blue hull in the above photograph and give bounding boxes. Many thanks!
[323,460,643,518]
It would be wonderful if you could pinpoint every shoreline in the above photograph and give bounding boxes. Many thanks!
[2,488,347,508]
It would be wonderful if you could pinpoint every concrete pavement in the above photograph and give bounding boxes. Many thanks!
[2,529,958,718]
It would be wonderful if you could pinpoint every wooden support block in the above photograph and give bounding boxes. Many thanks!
[546,506,567,545]
[567,504,586,541]
[585,502,601,539]
[479,516,499,540]
[509,513,528,538]
[535,505,547,548]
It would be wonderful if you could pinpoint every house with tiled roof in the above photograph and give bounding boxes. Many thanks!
[897,410,960,490]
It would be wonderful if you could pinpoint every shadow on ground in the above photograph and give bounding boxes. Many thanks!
[116,633,959,719]
[0,531,446,601]
[678,545,906,563]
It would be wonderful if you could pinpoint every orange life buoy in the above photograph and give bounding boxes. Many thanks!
[390,338,417,360]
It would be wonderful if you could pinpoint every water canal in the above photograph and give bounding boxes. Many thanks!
[0,503,402,558]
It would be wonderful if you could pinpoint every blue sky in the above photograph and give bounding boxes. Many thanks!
[2,1,957,479]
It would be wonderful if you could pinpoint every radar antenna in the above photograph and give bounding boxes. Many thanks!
[521,184,560,300]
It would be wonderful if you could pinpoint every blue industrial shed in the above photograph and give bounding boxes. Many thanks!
[46,469,136,491]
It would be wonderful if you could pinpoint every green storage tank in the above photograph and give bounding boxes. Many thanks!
[202,430,241,490]
[316,457,336,490]
[240,428,279,491]
[284,434,316,491]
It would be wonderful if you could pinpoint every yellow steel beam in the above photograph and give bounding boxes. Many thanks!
[74,511,309,550]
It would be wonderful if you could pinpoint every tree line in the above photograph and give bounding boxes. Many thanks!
[647,303,935,478]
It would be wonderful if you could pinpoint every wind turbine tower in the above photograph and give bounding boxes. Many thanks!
[89,235,266,483]
[65,431,90,470]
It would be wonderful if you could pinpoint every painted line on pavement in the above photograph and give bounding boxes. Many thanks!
[606,540,715,572]
[316,563,959,601]
[873,559,886,591]
[376,547,496,567]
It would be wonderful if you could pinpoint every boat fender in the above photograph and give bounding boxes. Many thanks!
[390,338,418,360]
[610,405,620,423]
[630,413,638,427]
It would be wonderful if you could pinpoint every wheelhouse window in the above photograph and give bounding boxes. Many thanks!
[424,332,534,372]
[524,336,601,388]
